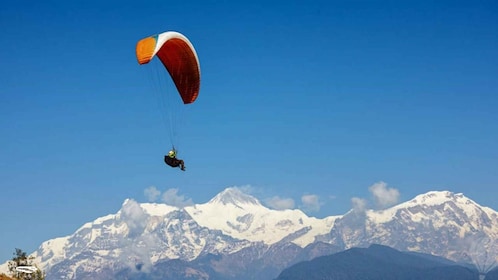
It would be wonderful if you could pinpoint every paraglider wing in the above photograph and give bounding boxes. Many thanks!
[136,31,200,104]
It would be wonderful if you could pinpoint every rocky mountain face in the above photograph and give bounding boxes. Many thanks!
[322,191,498,265]
[1,188,496,279]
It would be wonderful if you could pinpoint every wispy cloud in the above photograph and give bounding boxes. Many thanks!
[369,181,400,209]
[351,197,367,213]
[347,181,401,213]
[236,185,254,194]
[143,186,194,207]
[301,194,321,213]
[265,196,295,210]
[120,199,148,238]
[119,200,154,272]
[144,186,161,202]
[162,188,194,207]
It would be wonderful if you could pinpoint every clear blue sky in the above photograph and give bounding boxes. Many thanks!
[1,1,497,263]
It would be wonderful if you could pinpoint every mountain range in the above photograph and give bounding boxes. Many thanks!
[1,188,497,279]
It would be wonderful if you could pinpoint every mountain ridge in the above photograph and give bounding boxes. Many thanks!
[275,244,479,280]
[1,189,496,279]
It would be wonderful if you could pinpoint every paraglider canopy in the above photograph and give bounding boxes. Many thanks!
[136,31,200,104]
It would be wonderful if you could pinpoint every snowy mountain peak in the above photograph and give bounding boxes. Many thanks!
[409,190,464,206]
[119,198,179,217]
[1,188,497,280]
[404,190,492,213]
[208,187,262,207]
[122,198,132,206]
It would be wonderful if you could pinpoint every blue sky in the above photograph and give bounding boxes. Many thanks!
[1,1,497,263]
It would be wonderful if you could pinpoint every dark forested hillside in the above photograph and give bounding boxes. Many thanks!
[275,244,479,280]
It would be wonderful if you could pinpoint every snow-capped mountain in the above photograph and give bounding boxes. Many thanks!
[1,188,496,280]
[185,188,337,246]
[320,190,498,276]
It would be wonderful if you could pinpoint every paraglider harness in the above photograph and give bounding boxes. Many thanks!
[164,148,185,171]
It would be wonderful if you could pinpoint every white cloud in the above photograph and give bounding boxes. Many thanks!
[121,199,148,238]
[161,188,194,208]
[265,196,295,210]
[236,185,254,194]
[301,194,321,213]
[351,197,367,213]
[368,181,400,209]
[144,186,161,202]
[118,202,155,272]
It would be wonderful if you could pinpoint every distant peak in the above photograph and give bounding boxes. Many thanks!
[420,190,454,199]
[408,190,470,206]
[208,187,262,207]
[122,198,132,206]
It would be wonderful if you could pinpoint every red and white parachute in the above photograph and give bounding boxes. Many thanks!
[136,31,201,148]
[136,31,200,104]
